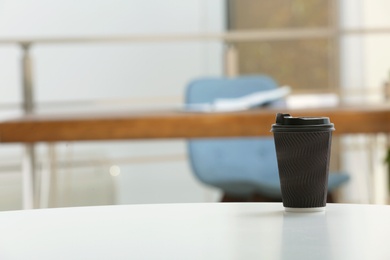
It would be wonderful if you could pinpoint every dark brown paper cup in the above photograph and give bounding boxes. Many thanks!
[271,113,334,212]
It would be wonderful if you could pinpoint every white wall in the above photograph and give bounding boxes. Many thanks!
[340,0,390,99]
[0,0,225,104]
[0,0,225,209]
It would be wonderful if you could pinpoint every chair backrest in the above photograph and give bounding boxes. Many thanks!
[185,76,280,195]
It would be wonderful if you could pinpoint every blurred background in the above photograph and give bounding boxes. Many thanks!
[0,0,390,210]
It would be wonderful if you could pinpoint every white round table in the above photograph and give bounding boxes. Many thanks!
[0,203,389,259]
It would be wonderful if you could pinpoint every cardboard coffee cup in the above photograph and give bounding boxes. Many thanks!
[271,113,335,212]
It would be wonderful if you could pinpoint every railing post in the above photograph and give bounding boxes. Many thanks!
[20,42,36,209]
[21,43,34,114]
[224,44,238,77]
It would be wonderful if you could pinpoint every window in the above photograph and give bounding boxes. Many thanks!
[227,0,338,91]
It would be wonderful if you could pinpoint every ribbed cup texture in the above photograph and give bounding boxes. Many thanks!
[273,131,332,208]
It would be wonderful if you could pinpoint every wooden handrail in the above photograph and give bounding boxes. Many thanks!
[0,105,389,143]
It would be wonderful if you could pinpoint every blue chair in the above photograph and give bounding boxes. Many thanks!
[185,75,349,202]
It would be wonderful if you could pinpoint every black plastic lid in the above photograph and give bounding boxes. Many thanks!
[276,113,331,125]
[271,113,334,132]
